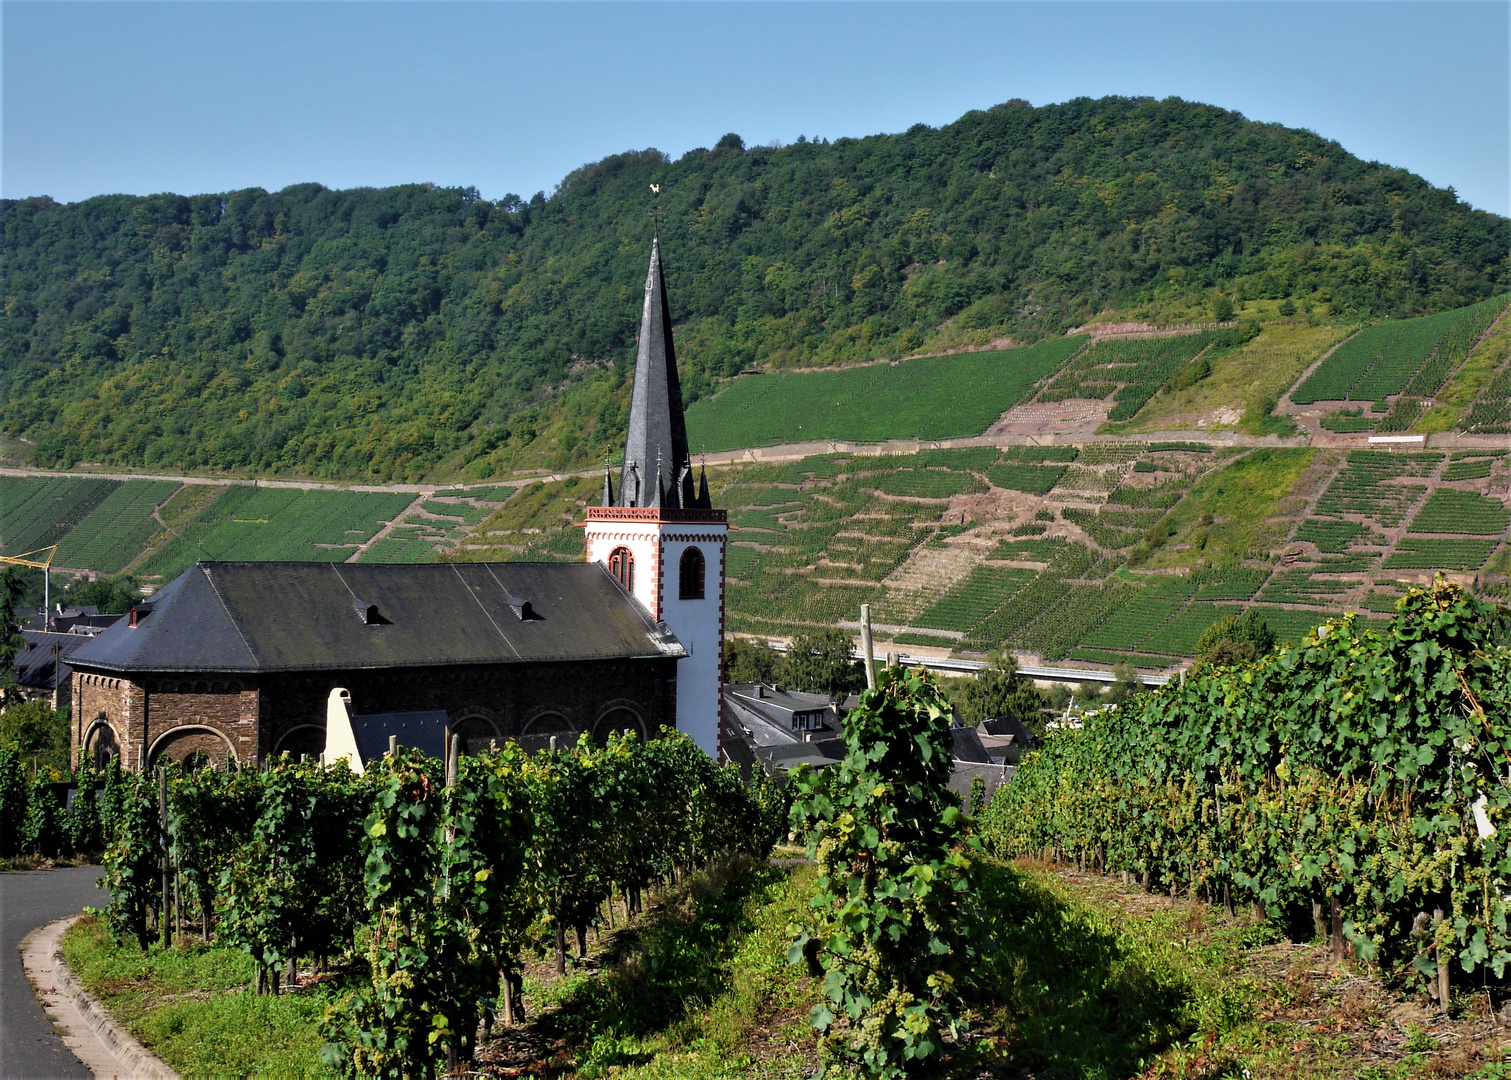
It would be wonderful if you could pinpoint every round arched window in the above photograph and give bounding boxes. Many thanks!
[608,546,635,592]
[679,546,705,600]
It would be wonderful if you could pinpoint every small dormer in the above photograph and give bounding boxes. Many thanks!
[504,593,534,621]
[127,603,155,628]
[353,598,381,625]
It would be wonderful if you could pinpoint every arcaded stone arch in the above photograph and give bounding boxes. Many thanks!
[82,718,121,768]
[273,724,326,761]
[451,710,502,755]
[519,710,576,753]
[147,726,238,769]
[592,705,646,744]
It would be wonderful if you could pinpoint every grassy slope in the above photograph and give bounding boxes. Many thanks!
[1118,322,1349,434]
[61,857,1504,1078]
[61,914,341,1076]
[1146,447,1317,568]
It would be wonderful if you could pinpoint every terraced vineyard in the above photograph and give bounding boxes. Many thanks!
[1037,334,1216,420]
[53,480,180,573]
[1383,538,1499,570]
[1292,296,1510,421]
[0,476,512,583]
[10,383,1509,670]
[914,566,1037,631]
[1313,450,1440,526]
[1,476,118,556]
[1407,488,1510,535]
[683,337,1084,451]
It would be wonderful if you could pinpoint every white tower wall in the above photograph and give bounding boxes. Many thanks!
[584,513,726,757]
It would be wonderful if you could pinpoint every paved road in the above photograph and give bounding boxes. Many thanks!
[0,866,107,1079]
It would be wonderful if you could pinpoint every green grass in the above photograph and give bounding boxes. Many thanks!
[1147,448,1315,568]
[61,913,341,1076]
[683,338,1083,452]
[61,851,1500,1078]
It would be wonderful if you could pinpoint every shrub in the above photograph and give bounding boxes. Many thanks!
[788,665,976,1077]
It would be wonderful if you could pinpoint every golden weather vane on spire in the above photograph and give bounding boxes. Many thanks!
[648,183,664,232]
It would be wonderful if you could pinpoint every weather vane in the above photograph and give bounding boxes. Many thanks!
[648,183,664,232]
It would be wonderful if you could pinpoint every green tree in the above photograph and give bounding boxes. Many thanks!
[0,569,29,708]
[1102,664,1144,707]
[4,97,1503,481]
[0,700,70,774]
[781,629,863,700]
[788,665,976,1077]
[1211,295,1236,321]
[954,649,1046,735]
[60,576,140,614]
[725,636,781,684]
[1193,611,1277,670]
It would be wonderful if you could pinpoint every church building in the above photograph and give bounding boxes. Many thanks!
[67,238,727,769]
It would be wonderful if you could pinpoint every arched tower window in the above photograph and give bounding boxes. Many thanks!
[608,546,635,592]
[678,546,705,600]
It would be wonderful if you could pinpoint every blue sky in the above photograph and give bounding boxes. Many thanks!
[4,2,1508,216]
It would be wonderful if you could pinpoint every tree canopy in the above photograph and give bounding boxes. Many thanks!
[4,95,1506,481]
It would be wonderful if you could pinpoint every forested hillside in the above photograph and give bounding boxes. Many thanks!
[3,95,1507,481]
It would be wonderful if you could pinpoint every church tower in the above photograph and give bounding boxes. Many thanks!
[584,237,726,757]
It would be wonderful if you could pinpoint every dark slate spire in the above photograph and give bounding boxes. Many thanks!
[601,454,614,507]
[696,461,710,509]
[617,237,691,508]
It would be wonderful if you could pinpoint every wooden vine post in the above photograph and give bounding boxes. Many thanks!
[157,765,170,949]
[859,603,876,691]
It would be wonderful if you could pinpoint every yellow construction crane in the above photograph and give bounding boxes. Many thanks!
[0,546,58,620]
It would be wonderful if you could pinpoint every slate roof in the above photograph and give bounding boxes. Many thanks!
[949,725,994,764]
[13,631,92,692]
[723,683,840,741]
[351,710,451,765]
[68,561,687,675]
[615,237,706,509]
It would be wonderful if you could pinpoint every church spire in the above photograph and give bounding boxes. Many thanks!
[617,236,692,508]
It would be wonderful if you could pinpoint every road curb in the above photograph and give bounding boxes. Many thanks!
[21,916,178,1080]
